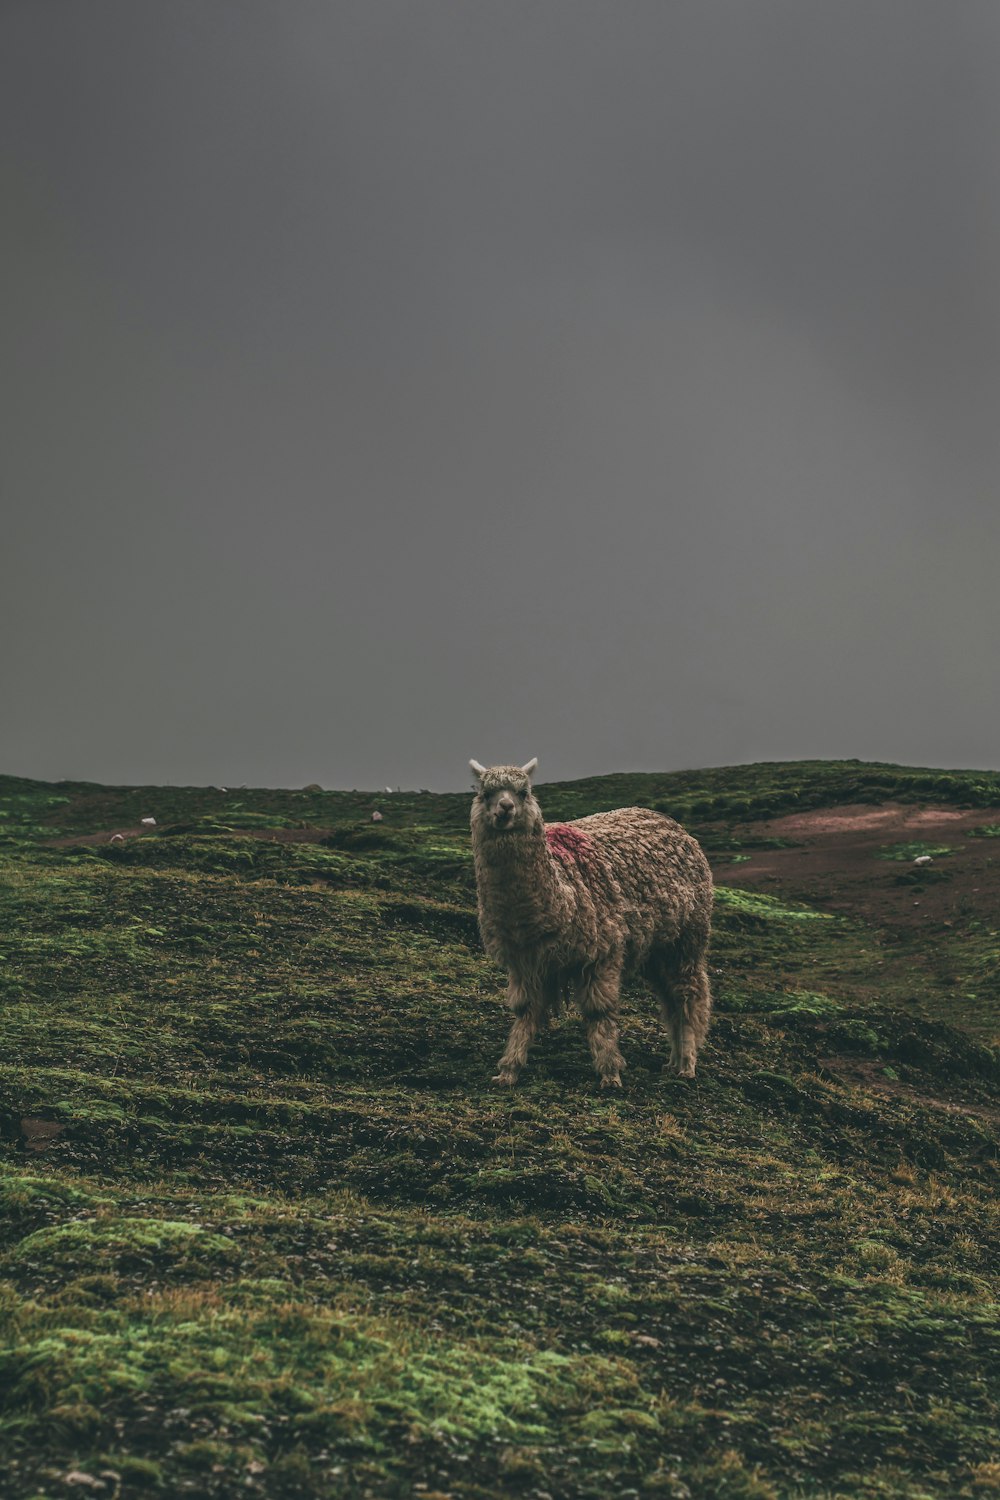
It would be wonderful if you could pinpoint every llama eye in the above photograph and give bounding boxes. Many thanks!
[519,788,528,799]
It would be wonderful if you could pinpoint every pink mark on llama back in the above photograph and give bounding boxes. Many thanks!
[545,823,594,865]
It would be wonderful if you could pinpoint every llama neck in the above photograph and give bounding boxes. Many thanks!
[474,823,570,944]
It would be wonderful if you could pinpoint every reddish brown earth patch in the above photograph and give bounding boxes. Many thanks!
[763,803,993,839]
[712,802,1000,932]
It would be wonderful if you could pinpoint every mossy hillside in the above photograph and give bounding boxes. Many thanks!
[537,759,1000,826]
[7,758,1000,845]
[0,764,997,1499]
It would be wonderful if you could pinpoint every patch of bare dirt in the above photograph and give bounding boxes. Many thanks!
[21,1117,66,1153]
[818,1056,1000,1126]
[47,826,337,848]
[47,826,153,847]
[712,802,1000,932]
[763,803,994,839]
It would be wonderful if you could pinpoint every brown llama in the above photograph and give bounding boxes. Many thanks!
[470,758,714,1089]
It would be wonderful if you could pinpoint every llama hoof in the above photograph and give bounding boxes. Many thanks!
[492,1070,518,1087]
[677,1063,696,1080]
[600,1073,622,1090]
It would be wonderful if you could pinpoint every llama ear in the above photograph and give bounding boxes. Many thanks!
[469,759,487,779]
[521,758,538,778]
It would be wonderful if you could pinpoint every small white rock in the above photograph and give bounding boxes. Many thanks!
[141,817,156,827]
[371,810,383,822]
[913,854,932,865]
[109,833,125,844]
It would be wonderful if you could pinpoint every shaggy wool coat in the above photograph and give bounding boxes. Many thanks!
[475,808,712,980]
[471,766,714,1083]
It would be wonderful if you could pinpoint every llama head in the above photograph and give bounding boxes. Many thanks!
[469,758,541,835]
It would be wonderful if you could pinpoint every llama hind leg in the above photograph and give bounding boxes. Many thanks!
[577,962,626,1089]
[493,979,545,1086]
[672,966,711,1079]
[659,996,684,1075]
[649,935,712,1079]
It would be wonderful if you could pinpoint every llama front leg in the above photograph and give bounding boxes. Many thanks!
[577,961,626,1088]
[493,977,545,1086]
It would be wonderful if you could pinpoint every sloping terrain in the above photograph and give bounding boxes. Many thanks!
[0,760,997,1499]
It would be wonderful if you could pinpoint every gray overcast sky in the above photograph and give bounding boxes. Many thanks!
[2,2,999,790]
